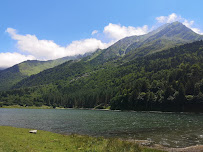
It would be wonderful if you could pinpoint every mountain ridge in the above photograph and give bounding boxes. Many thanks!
[1,40,203,112]
[1,22,203,91]
[12,22,203,89]
[0,53,90,91]
[87,22,203,64]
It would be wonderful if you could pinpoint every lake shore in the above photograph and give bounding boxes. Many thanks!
[1,105,203,115]
[1,106,203,151]
[0,105,53,109]
[1,126,203,152]
[0,126,164,152]
[126,139,203,152]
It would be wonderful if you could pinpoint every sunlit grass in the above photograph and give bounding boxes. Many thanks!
[0,126,165,152]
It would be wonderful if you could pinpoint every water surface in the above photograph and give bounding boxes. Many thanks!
[0,108,203,148]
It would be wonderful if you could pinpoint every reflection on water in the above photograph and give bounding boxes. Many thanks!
[0,108,202,148]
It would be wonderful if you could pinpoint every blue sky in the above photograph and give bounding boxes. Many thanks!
[1,0,203,68]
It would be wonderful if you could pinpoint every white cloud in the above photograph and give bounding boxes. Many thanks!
[182,19,203,34]
[156,13,203,35]
[91,30,98,35]
[156,13,180,23]
[3,13,203,68]
[0,52,35,69]
[5,23,149,63]
[65,38,110,56]
[103,23,148,40]
[6,28,110,60]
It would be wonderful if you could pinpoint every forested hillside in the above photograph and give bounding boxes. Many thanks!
[1,41,203,112]
[0,54,88,91]
[9,22,203,89]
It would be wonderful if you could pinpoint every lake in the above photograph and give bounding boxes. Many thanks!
[0,108,202,148]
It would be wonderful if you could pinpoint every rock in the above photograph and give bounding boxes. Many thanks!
[140,140,155,146]
[29,130,37,134]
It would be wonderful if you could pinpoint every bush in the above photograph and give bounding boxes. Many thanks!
[26,101,33,106]
[52,103,57,109]
[34,102,43,107]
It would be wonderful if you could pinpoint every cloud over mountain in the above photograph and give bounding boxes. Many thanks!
[2,13,202,69]
[156,13,203,35]
[4,23,149,67]
[103,23,148,40]
[0,52,35,68]
[6,28,110,61]
[156,13,181,23]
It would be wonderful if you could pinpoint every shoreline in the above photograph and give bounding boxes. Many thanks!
[154,144,203,152]
[0,126,165,152]
[1,125,203,151]
[0,105,53,109]
[1,106,203,151]
[126,139,203,152]
[1,105,203,115]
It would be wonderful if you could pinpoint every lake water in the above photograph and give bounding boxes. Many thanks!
[0,108,203,148]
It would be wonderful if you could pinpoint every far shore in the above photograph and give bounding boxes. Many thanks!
[0,105,53,109]
[1,105,202,115]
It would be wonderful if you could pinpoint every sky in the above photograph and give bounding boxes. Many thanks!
[1,0,203,68]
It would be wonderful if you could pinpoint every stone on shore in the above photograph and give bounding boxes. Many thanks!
[29,130,37,134]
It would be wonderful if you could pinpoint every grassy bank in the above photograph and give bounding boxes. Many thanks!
[0,126,164,152]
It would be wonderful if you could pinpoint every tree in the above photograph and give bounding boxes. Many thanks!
[176,83,186,111]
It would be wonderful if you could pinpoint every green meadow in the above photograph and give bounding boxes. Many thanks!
[0,126,165,152]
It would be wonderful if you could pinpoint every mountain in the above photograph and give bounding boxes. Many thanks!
[1,40,203,112]
[88,22,203,63]
[1,22,203,112]
[11,22,203,89]
[0,54,90,91]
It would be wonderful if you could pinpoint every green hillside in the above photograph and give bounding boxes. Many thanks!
[11,22,203,89]
[0,54,86,91]
[1,22,203,112]
[124,22,203,60]
[1,40,203,112]
[89,22,203,63]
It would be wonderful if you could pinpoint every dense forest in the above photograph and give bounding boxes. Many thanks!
[0,40,203,112]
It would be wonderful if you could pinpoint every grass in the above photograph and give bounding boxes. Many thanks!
[0,126,165,152]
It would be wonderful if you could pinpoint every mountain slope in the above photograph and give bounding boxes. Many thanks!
[0,54,88,91]
[2,40,203,112]
[12,22,203,89]
[90,22,203,63]
[124,21,203,60]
